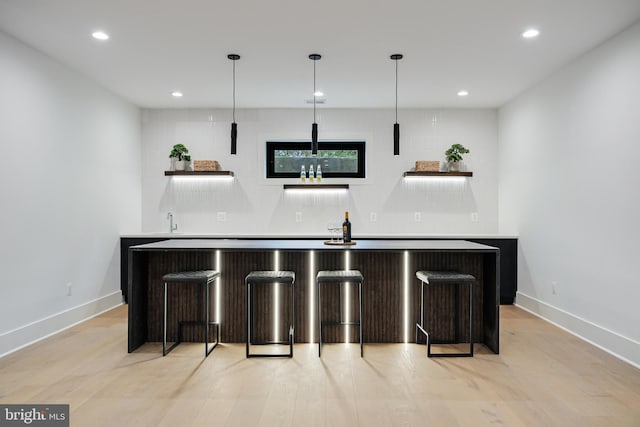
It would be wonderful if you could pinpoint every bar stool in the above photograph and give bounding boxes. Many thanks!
[415,270,475,357]
[316,270,364,357]
[162,270,220,357]
[245,271,295,358]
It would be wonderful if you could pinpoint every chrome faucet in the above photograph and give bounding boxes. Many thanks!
[167,212,178,233]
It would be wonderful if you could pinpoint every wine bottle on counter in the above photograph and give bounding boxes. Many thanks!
[309,164,315,182]
[300,165,306,183]
[316,165,322,182]
[342,211,352,243]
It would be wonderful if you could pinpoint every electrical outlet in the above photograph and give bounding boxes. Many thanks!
[471,212,479,222]
[216,212,226,222]
[414,212,421,222]
[66,282,72,296]
[295,212,303,222]
[370,212,377,222]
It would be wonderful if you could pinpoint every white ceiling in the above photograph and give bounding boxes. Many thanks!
[1,0,640,109]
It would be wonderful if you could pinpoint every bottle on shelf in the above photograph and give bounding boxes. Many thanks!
[300,165,306,183]
[342,211,352,243]
[309,164,315,183]
[316,165,322,182]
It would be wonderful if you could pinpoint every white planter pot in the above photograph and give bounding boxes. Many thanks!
[175,160,185,171]
[448,161,461,172]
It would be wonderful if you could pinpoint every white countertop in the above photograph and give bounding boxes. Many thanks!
[121,232,517,239]
[130,238,499,252]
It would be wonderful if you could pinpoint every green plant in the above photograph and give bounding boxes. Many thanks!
[169,144,189,160]
[183,155,191,162]
[445,144,469,163]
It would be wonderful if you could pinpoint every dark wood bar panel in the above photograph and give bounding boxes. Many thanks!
[128,239,499,353]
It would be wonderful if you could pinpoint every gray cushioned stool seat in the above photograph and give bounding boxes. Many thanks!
[316,269,364,357]
[415,270,475,358]
[162,270,220,357]
[163,270,220,283]
[416,271,475,285]
[317,270,364,283]
[245,270,296,358]
[245,270,295,284]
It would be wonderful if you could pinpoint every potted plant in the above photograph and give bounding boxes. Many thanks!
[445,143,469,172]
[183,155,192,171]
[169,144,189,171]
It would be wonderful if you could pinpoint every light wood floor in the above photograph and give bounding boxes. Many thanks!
[1,306,638,426]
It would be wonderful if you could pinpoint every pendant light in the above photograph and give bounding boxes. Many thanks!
[391,54,403,155]
[309,53,321,155]
[228,54,240,155]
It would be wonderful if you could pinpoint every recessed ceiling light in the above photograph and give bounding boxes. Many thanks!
[522,29,540,39]
[91,31,109,41]
[171,91,183,98]
[457,90,469,97]
[314,91,324,97]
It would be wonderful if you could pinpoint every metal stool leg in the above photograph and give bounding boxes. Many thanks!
[415,280,430,356]
[289,281,294,357]
[163,281,168,356]
[245,278,250,358]
[205,280,209,357]
[359,280,363,357]
[204,278,219,357]
[317,280,322,357]
[163,281,181,356]
[455,284,460,343]
[469,282,474,356]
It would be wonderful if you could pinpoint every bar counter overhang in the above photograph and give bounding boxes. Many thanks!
[128,239,499,354]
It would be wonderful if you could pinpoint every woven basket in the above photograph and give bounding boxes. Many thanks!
[415,160,440,172]
[193,160,220,171]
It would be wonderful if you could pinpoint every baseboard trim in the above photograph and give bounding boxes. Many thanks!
[515,292,640,369]
[0,291,123,358]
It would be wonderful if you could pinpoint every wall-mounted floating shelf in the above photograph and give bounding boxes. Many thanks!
[403,171,473,178]
[165,171,234,177]
[283,184,349,190]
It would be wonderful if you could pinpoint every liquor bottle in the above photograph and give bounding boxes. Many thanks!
[300,165,306,183]
[316,165,322,182]
[342,211,352,243]
[309,164,315,183]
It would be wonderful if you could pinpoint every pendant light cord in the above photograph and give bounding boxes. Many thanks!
[232,59,236,123]
[313,59,316,123]
[395,59,398,123]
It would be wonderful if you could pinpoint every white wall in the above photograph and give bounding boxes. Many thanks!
[499,21,640,366]
[0,31,141,355]
[141,108,498,236]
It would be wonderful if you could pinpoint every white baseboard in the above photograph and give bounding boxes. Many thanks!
[0,291,123,358]
[516,292,640,369]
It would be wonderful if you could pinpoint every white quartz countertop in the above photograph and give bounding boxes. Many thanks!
[130,238,499,252]
[121,232,517,239]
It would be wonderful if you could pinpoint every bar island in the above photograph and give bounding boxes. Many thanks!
[128,239,499,353]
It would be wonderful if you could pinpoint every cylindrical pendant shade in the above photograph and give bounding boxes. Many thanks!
[231,122,237,155]
[391,54,403,157]
[394,122,400,155]
[311,122,318,155]
[228,54,240,156]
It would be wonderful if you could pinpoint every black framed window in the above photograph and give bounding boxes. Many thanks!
[266,141,366,178]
